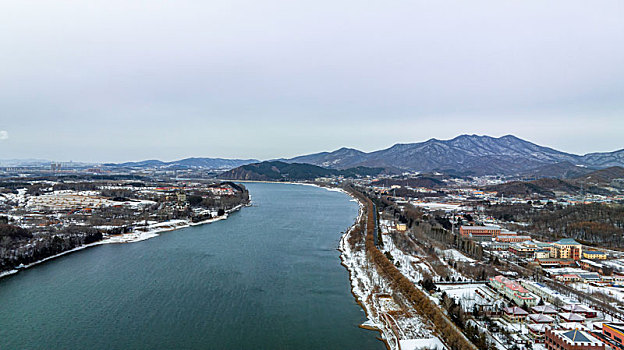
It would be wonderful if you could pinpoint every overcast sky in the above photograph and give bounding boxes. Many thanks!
[1,0,623,162]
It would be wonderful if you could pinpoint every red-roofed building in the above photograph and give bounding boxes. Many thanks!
[529,313,555,324]
[603,323,624,349]
[503,306,528,323]
[531,305,558,315]
[560,313,586,323]
[459,226,500,241]
[529,323,548,343]
[489,275,538,307]
[562,304,598,319]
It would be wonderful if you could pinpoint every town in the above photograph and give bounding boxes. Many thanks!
[0,166,249,275]
[336,169,624,350]
[2,160,624,350]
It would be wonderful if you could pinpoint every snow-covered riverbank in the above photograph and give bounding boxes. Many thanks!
[0,203,249,279]
[337,188,445,350]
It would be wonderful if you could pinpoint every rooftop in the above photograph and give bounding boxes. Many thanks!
[554,238,582,246]
[560,313,586,322]
[529,314,554,323]
[503,306,528,316]
[531,305,557,314]
[460,225,500,230]
[558,329,602,345]
[585,250,607,256]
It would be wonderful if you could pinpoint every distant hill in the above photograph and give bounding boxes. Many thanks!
[518,162,594,179]
[283,135,624,176]
[105,157,259,170]
[485,178,582,198]
[217,161,384,181]
[572,166,624,185]
[579,150,624,168]
[370,177,446,189]
[286,147,367,168]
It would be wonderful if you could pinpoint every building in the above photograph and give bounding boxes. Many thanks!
[489,242,510,251]
[529,323,548,343]
[536,258,577,268]
[531,305,558,315]
[459,225,501,241]
[559,313,586,323]
[509,242,537,258]
[529,313,555,324]
[396,223,407,232]
[580,259,606,274]
[521,280,576,305]
[553,238,583,261]
[584,251,608,260]
[536,242,556,258]
[536,249,552,259]
[496,235,532,243]
[577,272,601,283]
[489,275,538,307]
[562,304,597,318]
[556,274,581,283]
[545,328,605,350]
[503,306,529,323]
[603,323,624,349]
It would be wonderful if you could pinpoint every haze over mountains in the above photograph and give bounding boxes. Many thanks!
[8,135,624,177]
[103,158,259,170]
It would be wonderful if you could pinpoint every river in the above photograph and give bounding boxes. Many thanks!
[0,182,383,349]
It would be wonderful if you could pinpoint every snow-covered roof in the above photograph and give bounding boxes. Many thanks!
[503,306,528,316]
[559,312,586,322]
[531,305,557,314]
[529,314,554,323]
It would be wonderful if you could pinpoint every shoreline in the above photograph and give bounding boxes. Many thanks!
[340,219,392,350]
[1,182,326,280]
[1,181,395,347]
[334,187,395,350]
[241,181,392,346]
[0,202,249,280]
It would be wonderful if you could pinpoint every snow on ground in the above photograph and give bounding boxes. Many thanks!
[0,204,248,280]
[0,269,18,279]
[411,201,465,212]
[339,203,439,350]
[380,225,429,284]
[573,283,624,305]
[438,284,505,312]
[400,338,445,350]
[442,249,475,263]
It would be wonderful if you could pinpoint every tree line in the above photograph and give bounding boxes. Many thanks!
[346,185,478,350]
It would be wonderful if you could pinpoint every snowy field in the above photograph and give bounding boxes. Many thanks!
[442,249,475,263]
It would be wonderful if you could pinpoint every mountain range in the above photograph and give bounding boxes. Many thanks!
[97,134,624,177]
[284,135,624,176]
[103,157,259,170]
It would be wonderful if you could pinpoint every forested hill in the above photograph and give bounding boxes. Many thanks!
[217,161,384,181]
[572,166,624,185]
[485,203,624,247]
[483,166,624,198]
[484,178,582,198]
